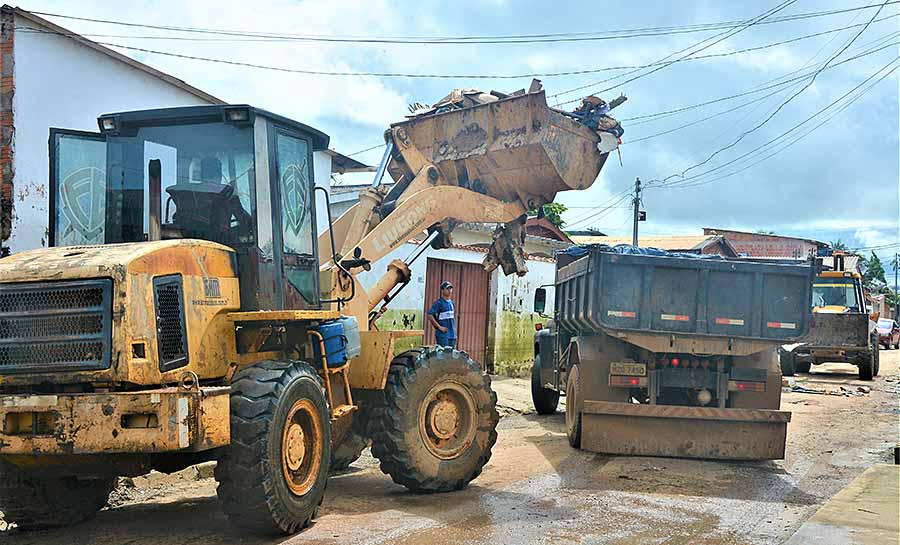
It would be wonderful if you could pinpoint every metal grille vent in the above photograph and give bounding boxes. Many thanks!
[0,280,112,374]
[154,275,188,371]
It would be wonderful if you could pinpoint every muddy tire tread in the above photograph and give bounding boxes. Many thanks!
[215,360,330,535]
[0,460,114,530]
[370,346,499,492]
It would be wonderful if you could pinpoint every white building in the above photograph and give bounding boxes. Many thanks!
[0,7,366,254]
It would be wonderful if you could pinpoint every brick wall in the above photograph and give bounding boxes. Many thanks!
[0,9,13,256]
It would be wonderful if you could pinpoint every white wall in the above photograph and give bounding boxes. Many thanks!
[8,16,213,252]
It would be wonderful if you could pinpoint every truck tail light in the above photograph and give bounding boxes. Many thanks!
[671,357,680,367]
[609,375,647,388]
[728,380,766,392]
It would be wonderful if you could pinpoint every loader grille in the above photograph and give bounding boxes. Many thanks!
[153,275,188,371]
[0,279,112,374]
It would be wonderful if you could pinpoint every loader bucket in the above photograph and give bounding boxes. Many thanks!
[388,90,607,210]
[806,312,870,348]
[581,401,791,460]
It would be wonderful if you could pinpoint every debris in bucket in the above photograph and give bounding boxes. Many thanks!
[566,95,627,138]
[406,79,626,146]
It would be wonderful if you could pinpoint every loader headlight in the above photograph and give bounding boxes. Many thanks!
[222,107,251,124]
[98,116,118,133]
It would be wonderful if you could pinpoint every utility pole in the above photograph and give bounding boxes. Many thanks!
[631,177,642,247]
[893,252,899,319]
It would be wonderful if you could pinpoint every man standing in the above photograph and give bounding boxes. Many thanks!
[427,280,456,348]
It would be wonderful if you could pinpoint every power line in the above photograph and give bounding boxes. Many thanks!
[548,12,899,101]
[347,143,385,157]
[650,55,899,191]
[672,0,891,181]
[635,8,877,177]
[552,0,804,106]
[28,2,900,45]
[622,34,899,144]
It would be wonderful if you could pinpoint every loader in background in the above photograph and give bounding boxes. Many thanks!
[780,252,880,380]
[0,84,622,534]
[532,245,815,460]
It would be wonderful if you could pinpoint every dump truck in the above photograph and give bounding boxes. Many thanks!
[0,87,620,533]
[531,246,814,460]
[780,253,880,380]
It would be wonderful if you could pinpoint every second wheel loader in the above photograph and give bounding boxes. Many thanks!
[0,86,619,534]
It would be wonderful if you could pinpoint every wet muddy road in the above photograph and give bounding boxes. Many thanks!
[4,352,898,545]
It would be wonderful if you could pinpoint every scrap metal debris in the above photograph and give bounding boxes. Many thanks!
[789,384,872,397]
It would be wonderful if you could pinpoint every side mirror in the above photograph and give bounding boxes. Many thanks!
[533,287,547,315]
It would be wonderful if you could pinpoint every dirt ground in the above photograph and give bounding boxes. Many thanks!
[2,351,898,545]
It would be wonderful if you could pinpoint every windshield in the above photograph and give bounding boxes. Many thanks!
[878,319,894,329]
[812,277,861,310]
[104,122,255,246]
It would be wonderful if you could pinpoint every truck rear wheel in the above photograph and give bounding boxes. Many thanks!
[565,364,582,448]
[370,347,498,492]
[0,461,114,530]
[778,349,796,376]
[531,355,560,414]
[215,360,331,535]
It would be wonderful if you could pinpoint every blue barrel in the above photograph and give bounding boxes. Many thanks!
[313,321,348,367]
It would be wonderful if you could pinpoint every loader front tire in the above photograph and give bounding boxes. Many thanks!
[531,355,560,415]
[0,460,114,530]
[371,347,498,492]
[215,360,331,535]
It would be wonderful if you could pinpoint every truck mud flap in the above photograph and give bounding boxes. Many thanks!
[581,400,791,460]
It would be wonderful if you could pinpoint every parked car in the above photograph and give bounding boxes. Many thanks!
[876,318,900,349]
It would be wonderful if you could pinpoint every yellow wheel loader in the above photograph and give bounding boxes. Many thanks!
[0,89,617,534]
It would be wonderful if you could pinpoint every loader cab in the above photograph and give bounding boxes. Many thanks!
[49,105,330,311]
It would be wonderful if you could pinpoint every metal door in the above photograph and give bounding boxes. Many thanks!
[424,258,490,364]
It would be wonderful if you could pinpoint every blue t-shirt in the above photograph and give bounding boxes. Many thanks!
[428,298,456,340]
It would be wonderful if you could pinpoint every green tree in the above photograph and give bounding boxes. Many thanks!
[530,202,567,229]
[862,251,887,291]
[830,239,847,251]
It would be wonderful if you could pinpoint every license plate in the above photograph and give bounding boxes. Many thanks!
[610,362,646,376]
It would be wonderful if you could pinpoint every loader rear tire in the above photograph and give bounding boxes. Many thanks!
[215,360,331,535]
[371,347,498,492]
[565,364,582,449]
[0,460,114,530]
[531,355,560,415]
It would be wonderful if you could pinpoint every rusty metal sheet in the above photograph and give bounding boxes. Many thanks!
[0,386,229,455]
[424,258,490,364]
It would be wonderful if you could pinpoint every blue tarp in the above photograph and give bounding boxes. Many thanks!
[561,244,726,260]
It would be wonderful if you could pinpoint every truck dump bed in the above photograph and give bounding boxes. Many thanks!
[555,246,814,346]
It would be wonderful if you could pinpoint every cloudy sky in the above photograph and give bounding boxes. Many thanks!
[22,0,900,272]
